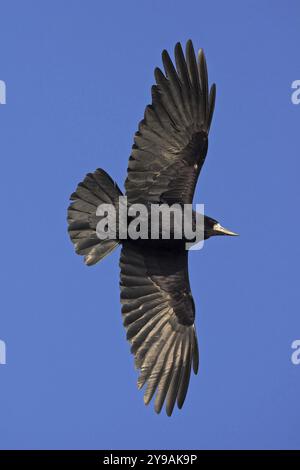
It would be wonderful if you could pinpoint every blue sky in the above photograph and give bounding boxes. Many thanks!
[0,0,299,450]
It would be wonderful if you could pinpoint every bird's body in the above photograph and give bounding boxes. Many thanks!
[67,40,237,415]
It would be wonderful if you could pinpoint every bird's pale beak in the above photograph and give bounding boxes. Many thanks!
[213,223,239,236]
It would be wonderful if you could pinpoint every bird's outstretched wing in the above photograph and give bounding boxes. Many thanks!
[120,241,199,416]
[125,40,216,205]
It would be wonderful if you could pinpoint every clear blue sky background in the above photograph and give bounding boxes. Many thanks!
[0,0,299,450]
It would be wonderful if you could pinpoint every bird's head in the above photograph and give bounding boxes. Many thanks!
[204,215,238,239]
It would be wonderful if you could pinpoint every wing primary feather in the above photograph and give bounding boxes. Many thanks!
[161,50,189,127]
[143,330,177,405]
[177,331,193,409]
[126,307,167,341]
[137,321,173,389]
[175,42,192,92]
[123,302,167,329]
[198,48,208,126]
[151,85,178,131]
[134,309,171,369]
[130,311,170,355]
[154,336,180,414]
[192,326,199,374]
[207,83,216,132]
[174,42,193,122]
[186,39,201,123]
[165,336,184,416]
[154,67,183,126]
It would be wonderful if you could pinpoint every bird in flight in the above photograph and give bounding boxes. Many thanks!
[67,40,238,416]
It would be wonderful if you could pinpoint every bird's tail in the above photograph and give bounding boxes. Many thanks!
[67,168,123,266]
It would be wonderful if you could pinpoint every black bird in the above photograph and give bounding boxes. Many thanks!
[67,40,238,416]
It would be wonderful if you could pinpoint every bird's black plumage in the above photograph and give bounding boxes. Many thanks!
[67,40,237,416]
[120,242,198,416]
[125,41,215,206]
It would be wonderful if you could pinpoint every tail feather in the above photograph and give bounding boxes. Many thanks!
[67,168,122,266]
